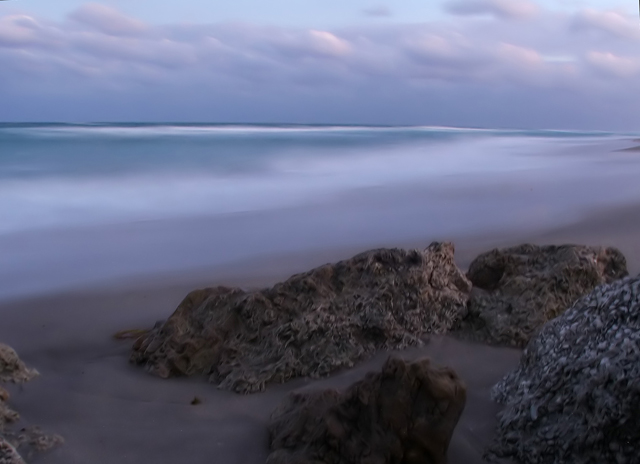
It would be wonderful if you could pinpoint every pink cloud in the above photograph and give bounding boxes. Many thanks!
[307,30,351,57]
[69,3,148,37]
[573,9,640,41]
[0,15,58,47]
[586,51,640,78]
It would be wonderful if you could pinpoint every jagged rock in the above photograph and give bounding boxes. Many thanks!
[131,242,471,393]
[0,345,38,385]
[267,356,466,464]
[487,276,640,464]
[0,345,62,463]
[454,244,627,347]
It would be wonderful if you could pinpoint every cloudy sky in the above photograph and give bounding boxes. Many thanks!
[1,0,638,128]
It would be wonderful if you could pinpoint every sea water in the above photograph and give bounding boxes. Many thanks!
[1,123,639,299]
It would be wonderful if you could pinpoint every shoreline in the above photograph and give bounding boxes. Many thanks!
[4,198,640,307]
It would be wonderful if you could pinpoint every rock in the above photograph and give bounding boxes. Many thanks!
[487,275,640,464]
[0,345,38,384]
[0,438,24,464]
[454,244,627,347]
[0,345,62,463]
[13,427,64,454]
[130,242,471,393]
[0,403,18,431]
[267,356,466,464]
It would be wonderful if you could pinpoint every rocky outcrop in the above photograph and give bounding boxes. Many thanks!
[131,242,471,393]
[267,356,466,464]
[454,244,627,347]
[487,276,640,464]
[0,344,62,464]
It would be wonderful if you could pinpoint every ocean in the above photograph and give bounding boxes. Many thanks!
[1,123,639,299]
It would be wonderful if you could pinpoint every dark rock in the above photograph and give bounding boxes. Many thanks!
[130,242,471,393]
[454,244,627,347]
[488,276,640,464]
[267,356,466,464]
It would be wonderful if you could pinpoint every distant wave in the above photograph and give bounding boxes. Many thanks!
[0,123,633,139]
[0,124,637,235]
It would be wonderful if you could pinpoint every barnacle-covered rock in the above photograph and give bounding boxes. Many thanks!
[130,242,471,393]
[454,244,627,347]
[488,276,640,464]
[267,356,466,464]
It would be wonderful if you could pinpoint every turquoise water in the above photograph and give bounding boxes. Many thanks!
[1,123,635,234]
[1,124,640,299]
[0,123,624,181]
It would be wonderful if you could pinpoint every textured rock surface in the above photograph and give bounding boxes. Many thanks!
[131,242,471,393]
[454,244,627,347]
[0,438,25,464]
[0,344,62,463]
[267,356,466,464]
[0,345,38,385]
[488,276,640,464]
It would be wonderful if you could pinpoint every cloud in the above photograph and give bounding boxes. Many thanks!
[0,15,60,48]
[1,3,640,128]
[444,0,539,20]
[73,33,197,69]
[69,3,148,36]
[0,15,41,46]
[586,51,640,78]
[572,9,640,41]
[402,31,489,80]
[307,30,351,57]
[497,42,541,66]
[362,5,392,18]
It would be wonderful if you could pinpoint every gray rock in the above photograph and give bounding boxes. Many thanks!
[488,275,640,464]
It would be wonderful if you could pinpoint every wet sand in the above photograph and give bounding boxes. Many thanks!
[3,203,640,464]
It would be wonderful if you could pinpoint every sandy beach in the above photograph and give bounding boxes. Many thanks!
[2,201,640,464]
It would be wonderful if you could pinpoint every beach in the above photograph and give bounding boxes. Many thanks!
[4,0,640,456]
[1,202,640,464]
[2,125,640,463]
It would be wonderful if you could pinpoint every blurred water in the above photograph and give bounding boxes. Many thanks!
[1,123,640,299]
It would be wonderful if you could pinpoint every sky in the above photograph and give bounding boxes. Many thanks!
[0,0,639,128]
